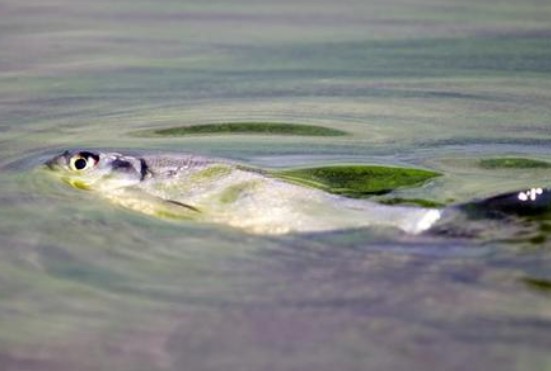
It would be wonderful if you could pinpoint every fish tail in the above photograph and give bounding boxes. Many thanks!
[457,187,551,219]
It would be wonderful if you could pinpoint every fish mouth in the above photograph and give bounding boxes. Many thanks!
[62,177,91,190]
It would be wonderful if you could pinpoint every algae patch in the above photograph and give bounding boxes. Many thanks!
[272,165,441,198]
[189,165,233,182]
[521,277,551,295]
[218,181,260,204]
[479,158,551,169]
[137,122,348,137]
[377,197,446,208]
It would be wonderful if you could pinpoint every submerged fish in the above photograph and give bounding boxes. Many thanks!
[44,150,550,235]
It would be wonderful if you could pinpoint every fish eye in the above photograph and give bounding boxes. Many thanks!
[74,158,87,170]
[69,154,96,171]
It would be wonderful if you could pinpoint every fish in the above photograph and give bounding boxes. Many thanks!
[44,150,551,235]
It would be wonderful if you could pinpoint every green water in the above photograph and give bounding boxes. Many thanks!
[1,0,551,370]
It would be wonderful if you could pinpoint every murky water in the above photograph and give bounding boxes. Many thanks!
[1,0,551,370]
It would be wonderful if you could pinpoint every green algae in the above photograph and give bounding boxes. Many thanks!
[218,181,260,204]
[139,122,348,137]
[273,165,441,198]
[521,277,551,294]
[479,158,551,169]
[188,165,233,182]
[377,197,446,208]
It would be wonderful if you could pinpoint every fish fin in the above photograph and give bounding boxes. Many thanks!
[163,199,201,213]
[153,199,201,220]
[458,187,551,219]
[105,188,201,220]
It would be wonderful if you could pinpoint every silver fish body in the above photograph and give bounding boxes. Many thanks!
[45,150,441,234]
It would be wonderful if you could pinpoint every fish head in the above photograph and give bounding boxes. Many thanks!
[45,150,146,191]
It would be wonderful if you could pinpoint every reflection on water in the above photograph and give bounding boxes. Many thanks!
[1,0,551,370]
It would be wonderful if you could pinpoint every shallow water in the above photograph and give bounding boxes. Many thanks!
[1,0,551,370]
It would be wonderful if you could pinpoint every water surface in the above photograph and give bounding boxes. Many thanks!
[1,0,551,370]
